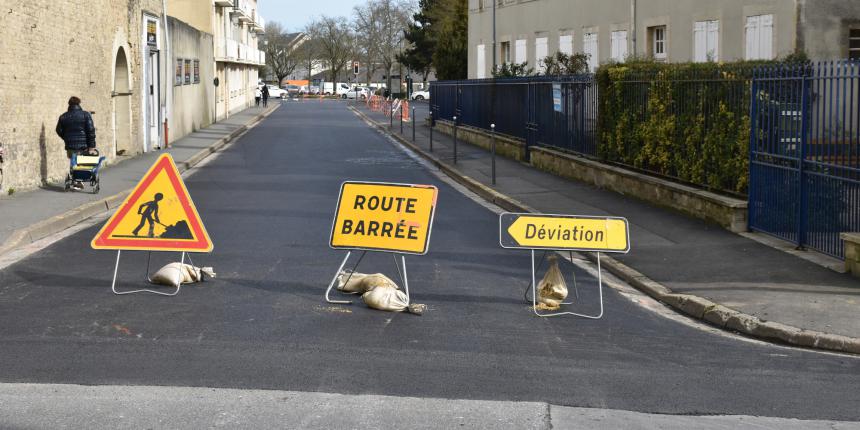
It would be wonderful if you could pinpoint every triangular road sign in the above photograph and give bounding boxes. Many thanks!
[91,154,213,252]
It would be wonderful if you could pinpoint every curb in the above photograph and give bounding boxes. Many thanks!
[350,105,860,355]
[0,105,279,258]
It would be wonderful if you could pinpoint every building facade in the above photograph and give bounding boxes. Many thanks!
[213,0,266,120]
[468,0,860,78]
[0,0,168,192]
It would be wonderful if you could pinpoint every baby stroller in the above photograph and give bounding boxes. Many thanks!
[65,149,105,194]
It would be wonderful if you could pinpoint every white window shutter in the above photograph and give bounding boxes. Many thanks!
[559,35,573,55]
[584,33,598,72]
[535,37,548,73]
[707,21,719,61]
[610,31,627,62]
[477,44,486,78]
[515,39,526,64]
[760,15,774,60]
[745,16,759,60]
[694,21,706,62]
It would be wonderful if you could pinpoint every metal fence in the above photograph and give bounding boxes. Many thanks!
[749,60,860,259]
[430,76,598,158]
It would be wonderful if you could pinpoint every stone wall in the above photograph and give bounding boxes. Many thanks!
[0,0,164,193]
[431,121,748,232]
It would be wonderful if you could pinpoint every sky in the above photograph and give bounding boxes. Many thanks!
[258,0,366,32]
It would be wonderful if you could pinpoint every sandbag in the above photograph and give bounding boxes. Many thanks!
[336,271,398,294]
[362,284,410,312]
[537,255,568,310]
[150,263,216,288]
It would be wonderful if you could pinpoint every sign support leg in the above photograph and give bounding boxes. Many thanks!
[325,251,369,304]
[111,250,183,296]
[531,250,603,319]
[392,254,410,304]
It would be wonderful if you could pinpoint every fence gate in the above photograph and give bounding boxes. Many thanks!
[749,61,860,259]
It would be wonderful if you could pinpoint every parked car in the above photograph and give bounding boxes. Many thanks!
[344,87,370,100]
[285,84,301,97]
[308,86,321,95]
[411,90,430,101]
[334,83,352,97]
[264,85,287,99]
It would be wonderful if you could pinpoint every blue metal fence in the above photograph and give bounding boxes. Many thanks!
[430,76,598,158]
[749,60,860,259]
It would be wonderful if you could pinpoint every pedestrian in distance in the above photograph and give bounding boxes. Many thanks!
[55,96,96,190]
[261,84,269,107]
[255,86,262,107]
[132,193,163,238]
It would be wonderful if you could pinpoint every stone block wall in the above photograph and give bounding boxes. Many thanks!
[0,0,163,193]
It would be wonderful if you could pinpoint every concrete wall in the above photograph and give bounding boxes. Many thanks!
[467,0,833,78]
[169,16,215,142]
[797,0,860,60]
[0,0,165,193]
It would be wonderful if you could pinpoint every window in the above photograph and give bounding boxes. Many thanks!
[500,41,511,63]
[477,44,486,78]
[184,59,191,85]
[650,26,667,60]
[583,32,598,72]
[610,30,628,62]
[535,37,548,73]
[559,34,573,55]
[175,59,183,86]
[850,29,860,60]
[193,60,200,84]
[694,20,719,62]
[745,14,774,60]
[515,39,527,64]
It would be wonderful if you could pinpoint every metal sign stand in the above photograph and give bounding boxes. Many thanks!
[528,249,603,319]
[324,250,410,305]
[111,250,196,296]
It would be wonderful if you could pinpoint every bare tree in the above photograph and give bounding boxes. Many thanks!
[353,3,382,86]
[352,0,414,93]
[306,16,354,89]
[263,22,302,85]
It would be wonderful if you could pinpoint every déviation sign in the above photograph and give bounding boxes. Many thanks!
[499,213,629,253]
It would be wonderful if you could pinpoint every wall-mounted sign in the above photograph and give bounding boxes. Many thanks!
[552,83,562,113]
[146,20,158,47]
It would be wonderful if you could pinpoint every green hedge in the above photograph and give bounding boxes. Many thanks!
[596,60,780,195]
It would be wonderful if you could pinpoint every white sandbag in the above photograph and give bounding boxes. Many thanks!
[150,263,216,288]
[538,255,568,309]
[362,285,410,312]
[337,271,399,294]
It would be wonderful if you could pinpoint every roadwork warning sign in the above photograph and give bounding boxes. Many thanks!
[91,154,213,252]
[330,181,438,255]
[499,213,629,253]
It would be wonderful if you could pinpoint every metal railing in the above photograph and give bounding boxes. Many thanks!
[749,60,860,259]
[430,75,598,158]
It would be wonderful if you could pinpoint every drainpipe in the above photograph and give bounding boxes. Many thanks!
[630,0,637,54]
[162,0,172,148]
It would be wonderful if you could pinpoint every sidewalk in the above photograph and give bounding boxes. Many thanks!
[353,102,860,353]
[0,104,278,255]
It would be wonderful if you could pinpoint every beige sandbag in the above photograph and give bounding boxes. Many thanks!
[537,255,568,310]
[362,284,410,312]
[150,263,216,288]
[336,272,399,294]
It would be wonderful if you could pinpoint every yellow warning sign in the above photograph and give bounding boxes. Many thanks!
[91,154,213,252]
[499,213,629,253]
[330,181,438,255]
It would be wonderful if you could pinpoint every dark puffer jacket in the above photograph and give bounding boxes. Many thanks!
[55,105,96,151]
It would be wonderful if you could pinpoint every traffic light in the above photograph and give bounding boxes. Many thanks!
[353,62,360,75]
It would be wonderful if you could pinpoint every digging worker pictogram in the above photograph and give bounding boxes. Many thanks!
[133,193,164,237]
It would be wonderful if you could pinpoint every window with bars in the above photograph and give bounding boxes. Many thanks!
[850,29,860,60]
[649,26,667,60]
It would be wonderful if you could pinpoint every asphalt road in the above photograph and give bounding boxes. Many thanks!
[0,101,858,421]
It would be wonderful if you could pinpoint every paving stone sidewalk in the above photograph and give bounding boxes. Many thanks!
[0,105,277,251]
[357,101,859,343]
